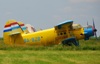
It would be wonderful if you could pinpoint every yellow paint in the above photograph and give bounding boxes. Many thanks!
[72,24,85,40]
[3,20,23,46]
[22,28,57,46]
[3,20,86,46]
[73,28,85,40]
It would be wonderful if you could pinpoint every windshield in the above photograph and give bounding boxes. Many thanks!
[72,24,82,29]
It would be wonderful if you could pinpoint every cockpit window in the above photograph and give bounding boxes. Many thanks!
[72,24,82,29]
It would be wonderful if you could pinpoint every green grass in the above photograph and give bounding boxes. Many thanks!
[0,37,100,64]
[0,50,100,64]
[0,37,100,51]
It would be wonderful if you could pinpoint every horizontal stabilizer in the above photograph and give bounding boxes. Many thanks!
[9,32,20,36]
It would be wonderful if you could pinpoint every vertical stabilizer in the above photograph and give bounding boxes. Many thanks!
[3,20,24,46]
[18,22,29,34]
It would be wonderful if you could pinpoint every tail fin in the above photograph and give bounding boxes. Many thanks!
[18,22,29,34]
[3,20,24,35]
[3,20,24,45]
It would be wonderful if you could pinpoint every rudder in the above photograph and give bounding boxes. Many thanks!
[3,20,24,46]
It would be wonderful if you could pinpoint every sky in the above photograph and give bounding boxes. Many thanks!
[0,0,100,37]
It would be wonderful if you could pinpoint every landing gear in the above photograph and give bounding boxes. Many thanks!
[62,37,79,46]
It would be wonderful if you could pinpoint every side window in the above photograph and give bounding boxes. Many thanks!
[64,32,66,35]
[58,32,66,36]
[60,33,63,35]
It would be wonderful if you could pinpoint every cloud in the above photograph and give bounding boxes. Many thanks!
[69,0,100,3]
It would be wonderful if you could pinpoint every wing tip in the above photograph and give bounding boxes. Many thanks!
[56,20,73,27]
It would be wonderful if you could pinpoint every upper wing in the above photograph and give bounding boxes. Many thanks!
[54,20,73,32]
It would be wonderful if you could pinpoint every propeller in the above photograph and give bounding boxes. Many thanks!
[87,21,89,26]
[87,21,90,28]
[92,19,97,39]
[87,21,92,28]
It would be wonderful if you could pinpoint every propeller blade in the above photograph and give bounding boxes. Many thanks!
[92,18,98,39]
[94,32,98,39]
[87,21,88,26]
[93,18,95,28]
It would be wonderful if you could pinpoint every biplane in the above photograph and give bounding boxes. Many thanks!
[3,20,97,46]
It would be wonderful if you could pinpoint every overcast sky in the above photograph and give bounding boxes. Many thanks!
[0,0,100,37]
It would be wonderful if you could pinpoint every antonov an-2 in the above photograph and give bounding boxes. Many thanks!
[3,20,97,46]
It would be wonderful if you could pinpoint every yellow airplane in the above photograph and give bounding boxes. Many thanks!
[3,19,97,46]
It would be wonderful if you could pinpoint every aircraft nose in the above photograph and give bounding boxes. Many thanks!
[84,19,97,40]
[84,27,94,40]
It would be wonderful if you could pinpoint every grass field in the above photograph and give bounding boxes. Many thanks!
[0,37,100,64]
[0,50,100,64]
